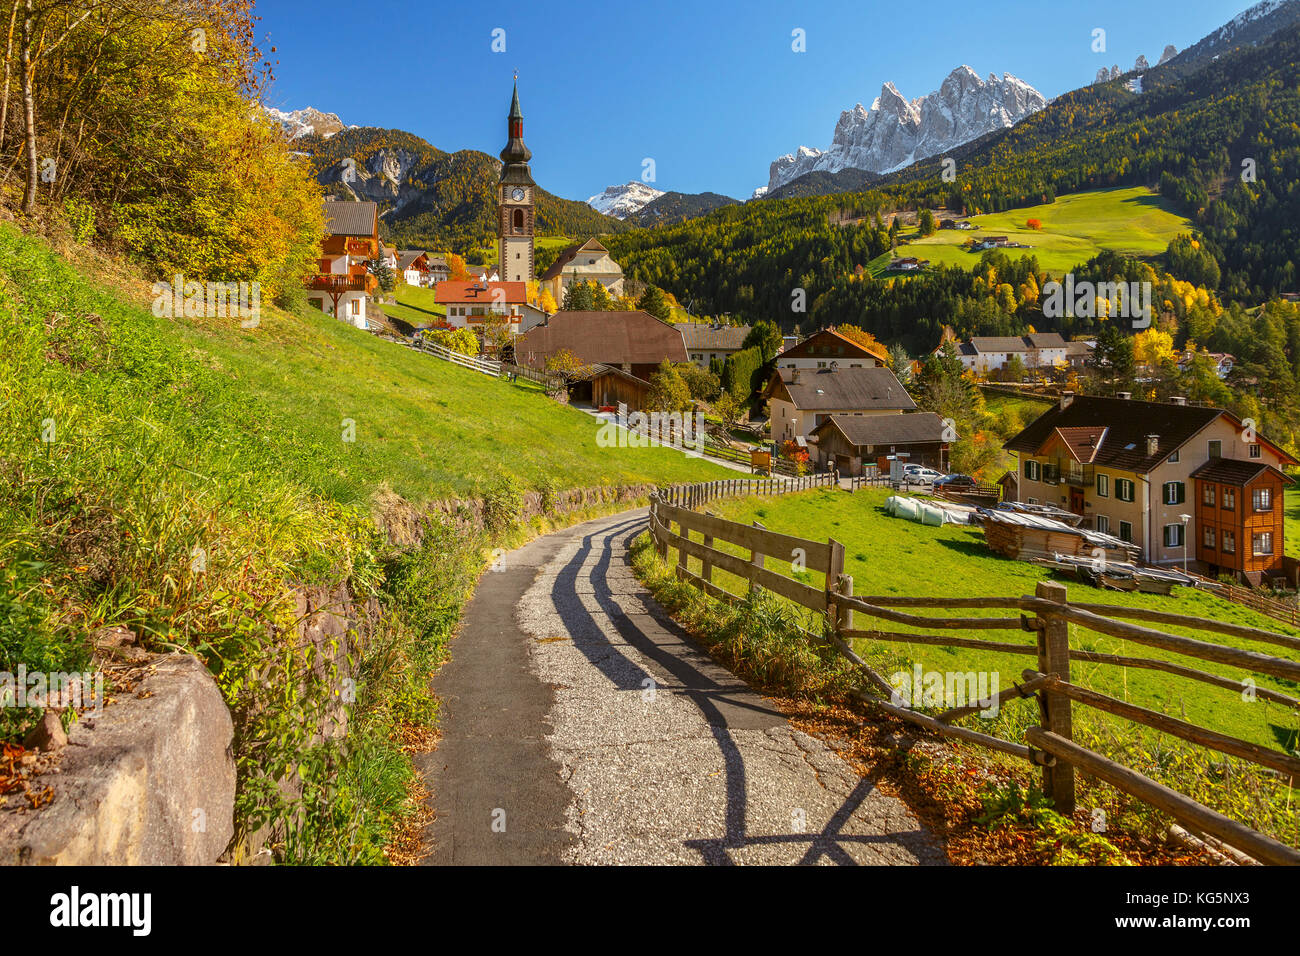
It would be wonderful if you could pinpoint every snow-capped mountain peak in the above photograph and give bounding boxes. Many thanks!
[764,65,1046,193]
[264,106,348,140]
[586,181,666,219]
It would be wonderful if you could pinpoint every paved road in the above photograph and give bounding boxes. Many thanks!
[421,508,943,866]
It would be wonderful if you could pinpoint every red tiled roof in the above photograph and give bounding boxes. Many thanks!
[435,281,527,304]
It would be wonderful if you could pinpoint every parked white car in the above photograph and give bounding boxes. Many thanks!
[903,466,944,484]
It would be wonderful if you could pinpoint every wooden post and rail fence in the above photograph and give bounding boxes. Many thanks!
[646,479,1300,865]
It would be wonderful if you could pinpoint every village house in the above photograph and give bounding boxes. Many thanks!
[810,412,949,476]
[888,256,929,271]
[468,264,501,283]
[675,322,751,369]
[1005,393,1296,582]
[306,200,380,329]
[396,250,430,286]
[951,332,1070,374]
[972,235,1016,250]
[539,237,625,303]
[514,310,688,411]
[435,280,546,334]
[764,365,916,445]
[779,328,888,370]
[1178,350,1235,380]
[1065,339,1096,369]
[515,310,687,381]
[425,256,451,285]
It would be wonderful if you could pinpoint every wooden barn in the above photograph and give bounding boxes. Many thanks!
[810,412,948,476]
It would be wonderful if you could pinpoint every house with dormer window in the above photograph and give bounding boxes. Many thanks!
[1005,393,1295,583]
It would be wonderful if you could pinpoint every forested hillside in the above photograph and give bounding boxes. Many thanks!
[300,127,625,250]
[608,22,1300,317]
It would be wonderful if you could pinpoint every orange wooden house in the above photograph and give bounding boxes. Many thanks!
[1192,458,1292,584]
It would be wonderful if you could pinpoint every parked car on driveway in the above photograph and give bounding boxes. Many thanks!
[934,473,977,488]
[902,465,944,484]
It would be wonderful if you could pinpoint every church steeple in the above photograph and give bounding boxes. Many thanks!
[497,76,535,284]
[499,79,532,168]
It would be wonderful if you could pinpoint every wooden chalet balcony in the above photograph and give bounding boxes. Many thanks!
[1042,459,1095,487]
[306,273,377,294]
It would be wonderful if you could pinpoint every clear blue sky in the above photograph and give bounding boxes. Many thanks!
[257,0,1253,201]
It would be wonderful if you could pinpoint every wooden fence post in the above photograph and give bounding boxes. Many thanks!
[827,538,846,635]
[677,521,690,579]
[750,521,766,596]
[702,532,714,585]
[1035,580,1076,814]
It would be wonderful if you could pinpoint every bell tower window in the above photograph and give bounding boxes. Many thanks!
[513,208,524,232]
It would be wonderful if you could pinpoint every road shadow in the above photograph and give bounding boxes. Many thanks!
[546,513,939,865]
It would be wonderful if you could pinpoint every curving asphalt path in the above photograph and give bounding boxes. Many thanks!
[420,507,944,866]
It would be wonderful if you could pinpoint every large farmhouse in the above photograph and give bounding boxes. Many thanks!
[515,309,687,379]
[1005,393,1296,582]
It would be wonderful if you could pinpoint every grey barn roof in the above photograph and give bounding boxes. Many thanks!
[323,200,378,237]
[675,323,751,351]
[770,366,915,412]
[814,412,946,446]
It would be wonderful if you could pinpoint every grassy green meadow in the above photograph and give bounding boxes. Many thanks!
[380,282,446,328]
[682,489,1299,751]
[868,187,1191,277]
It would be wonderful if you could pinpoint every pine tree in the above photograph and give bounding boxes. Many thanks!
[636,284,671,321]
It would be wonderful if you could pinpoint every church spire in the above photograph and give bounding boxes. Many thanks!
[500,78,532,166]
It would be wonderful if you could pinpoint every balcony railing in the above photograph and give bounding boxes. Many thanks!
[307,273,376,294]
[1041,459,1094,487]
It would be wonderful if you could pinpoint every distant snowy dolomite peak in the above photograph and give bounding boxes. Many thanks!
[586,181,666,219]
[764,65,1046,193]
[263,106,348,140]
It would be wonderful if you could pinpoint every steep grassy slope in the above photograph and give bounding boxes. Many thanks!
[0,224,725,861]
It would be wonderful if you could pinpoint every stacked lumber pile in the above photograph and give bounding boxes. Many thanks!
[979,508,1139,565]
[1032,554,1199,596]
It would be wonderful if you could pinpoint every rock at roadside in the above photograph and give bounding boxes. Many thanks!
[23,711,68,753]
[0,654,235,865]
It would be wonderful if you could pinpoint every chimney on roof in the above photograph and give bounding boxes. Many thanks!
[829,360,839,371]
[1059,390,1075,410]
[1117,391,1132,400]
[1171,395,1187,406]
[1146,434,1159,457]
[791,368,802,385]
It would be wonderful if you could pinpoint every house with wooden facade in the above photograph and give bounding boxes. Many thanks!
[810,412,949,475]
[764,366,916,445]
[307,200,380,329]
[1005,393,1296,582]
[396,251,430,286]
[515,310,687,383]
[778,328,888,370]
